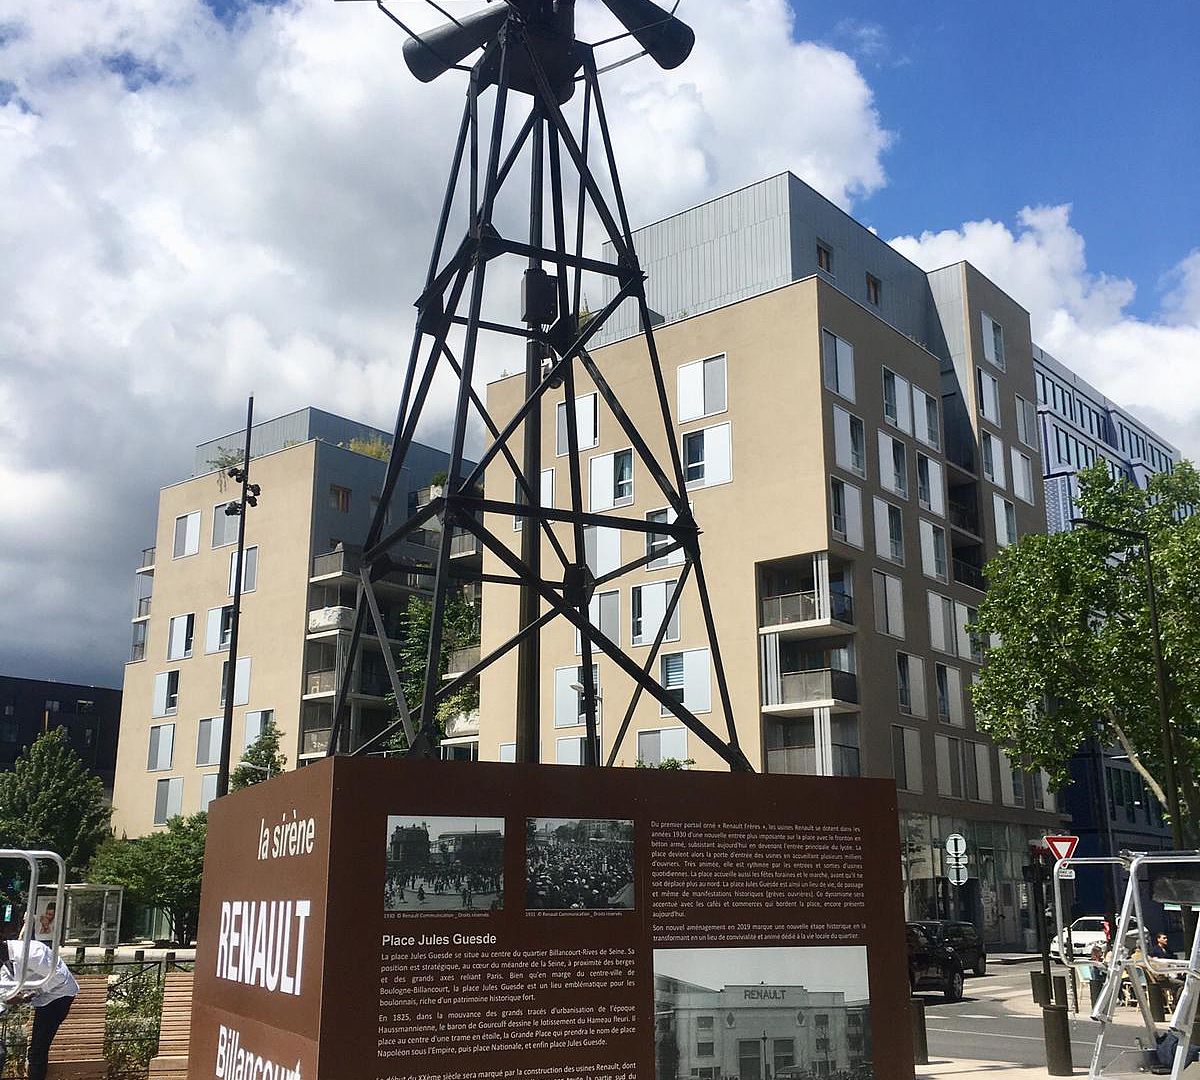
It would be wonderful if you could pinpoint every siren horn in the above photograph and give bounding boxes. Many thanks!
[599,0,694,69]
[402,4,510,83]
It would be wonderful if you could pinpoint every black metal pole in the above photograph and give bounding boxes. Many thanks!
[515,109,544,765]
[216,395,253,798]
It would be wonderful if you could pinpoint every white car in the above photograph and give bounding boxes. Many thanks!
[1050,915,1142,961]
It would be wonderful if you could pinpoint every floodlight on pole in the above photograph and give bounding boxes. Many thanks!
[1071,516,1182,849]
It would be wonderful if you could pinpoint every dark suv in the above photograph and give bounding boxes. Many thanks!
[912,919,987,976]
[907,922,965,1001]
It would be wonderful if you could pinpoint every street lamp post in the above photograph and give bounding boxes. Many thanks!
[1071,518,1183,849]
[216,396,262,798]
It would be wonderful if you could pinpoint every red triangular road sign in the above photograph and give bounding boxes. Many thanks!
[1044,835,1079,861]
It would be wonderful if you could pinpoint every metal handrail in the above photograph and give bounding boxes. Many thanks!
[0,850,66,1001]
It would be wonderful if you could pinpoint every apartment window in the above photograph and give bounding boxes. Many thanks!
[878,432,908,497]
[553,665,600,728]
[935,734,964,798]
[1015,394,1037,448]
[866,273,881,306]
[147,723,175,771]
[993,494,1018,547]
[872,570,904,638]
[583,526,621,577]
[981,312,1006,370]
[977,370,1001,424]
[212,503,239,548]
[998,749,1024,807]
[935,663,950,723]
[152,671,180,718]
[696,1043,715,1058]
[973,744,994,802]
[914,387,941,450]
[637,727,687,767]
[882,369,913,433]
[205,605,234,653]
[928,592,956,655]
[513,468,555,531]
[588,448,634,510]
[201,772,220,811]
[166,613,195,661]
[821,330,855,402]
[556,392,599,455]
[196,716,224,767]
[229,546,258,595]
[244,709,272,748]
[954,601,983,663]
[556,736,594,766]
[981,431,1006,488]
[916,454,945,515]
[682,423,732,489]
[919,520,948,582]
[153,777,183,825]
[830,478,863,547]
[646,509,684,568]
[1011,448,1035,503]
[220,657,251,709]
[817,243,833,274]
[677,354,727,422]
[632,580,680,645]
[832,406,866,476]
[660,649,711,716]
[892,726,923,793]
[896,653,926,717]
[576,590,620,653]
[173,511,200,559]
[498,743,516,763]
[329,485,351,513]
[873,498,904,564]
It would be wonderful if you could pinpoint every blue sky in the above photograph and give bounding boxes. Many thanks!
[800,1,1200,319]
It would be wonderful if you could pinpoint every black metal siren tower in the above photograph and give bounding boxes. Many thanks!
[327,0,752,772]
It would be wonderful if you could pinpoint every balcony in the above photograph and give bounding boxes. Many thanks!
[130,641,146,663]
[450,531,481,558]
[301,725,331,756]
[444,708,480,739]
[133,596,152,621]
[949,500,981,536]
[305,669,336,696]
[311,546,429,590]
[136,547,156,573]
[359,674,391,699]
[759,590,854,638]
[953,559,986,591]
[308,606,355,634]
[445,644,481,678]
[764,668,858,717]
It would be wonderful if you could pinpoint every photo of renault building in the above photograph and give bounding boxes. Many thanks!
[654,947,871,1080]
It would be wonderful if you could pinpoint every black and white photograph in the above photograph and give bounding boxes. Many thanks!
[653,946,872,1080]
[384,816,504,912]
[525,818,635,911]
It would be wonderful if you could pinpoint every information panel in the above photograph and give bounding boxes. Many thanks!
[191,757,911,1080]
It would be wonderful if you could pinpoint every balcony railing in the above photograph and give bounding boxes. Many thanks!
[446,644,481,676]
[759,591,854,628]
[359,674,391,698]
[139,546,156,569]
[312,547,430,590]
[766,742,860,777]
[134,596,152,619]
[301,726,331,755]
[777,668,859,706]
[308,606,355,633]
[306,669,336,695]
[450,531,481,557]
[953,559,986,591]
[949,500,980,535]
[130,641,146,663]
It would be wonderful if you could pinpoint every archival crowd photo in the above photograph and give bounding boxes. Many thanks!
[384,815,505,912]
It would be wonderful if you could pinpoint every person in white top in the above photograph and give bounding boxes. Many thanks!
[0,919,79,1080]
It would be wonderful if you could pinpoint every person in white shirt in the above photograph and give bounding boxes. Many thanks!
[0,919,79,1080]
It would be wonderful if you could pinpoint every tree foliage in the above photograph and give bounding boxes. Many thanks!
[0,728,111,876]
[90,812,207,945]
[231,718,288,791]
[973,460,1200,842]
[343,436,392,461]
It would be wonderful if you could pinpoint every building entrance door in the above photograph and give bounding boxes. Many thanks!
[738,1039,762,1080]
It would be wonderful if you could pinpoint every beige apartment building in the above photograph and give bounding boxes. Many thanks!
[475,174,1062,947]
[112,408,458,836]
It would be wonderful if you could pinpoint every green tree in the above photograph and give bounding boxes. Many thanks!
[90,812,207,945]
[0,728,111,876]
[973,460,1200,842]
[231,718,288,791]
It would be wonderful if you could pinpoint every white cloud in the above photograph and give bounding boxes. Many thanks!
[0,0,892,684]
[890,208,1200,457]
